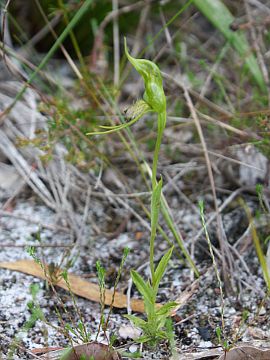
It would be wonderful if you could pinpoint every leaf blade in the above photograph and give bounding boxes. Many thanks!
[194,0,266,91]
[131,270,155,305]
[153,246,174,294]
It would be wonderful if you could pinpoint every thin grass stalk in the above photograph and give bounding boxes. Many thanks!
[57,0,87,72]
[0,0,93,119]
[241,199,270,291]
[194,0,266,91]
[199,201,225,332]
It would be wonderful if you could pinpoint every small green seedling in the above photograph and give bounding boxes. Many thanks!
[215,326,229,351]
[96,247,130,341]
[7,284,45,359]
[25,283,45,329]
[27,246,91,343]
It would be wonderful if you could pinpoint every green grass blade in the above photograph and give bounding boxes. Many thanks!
[241,200,270,291]
[250,221,270,291]
[4,0,93,114]
[125,314,147,328]
[194,0,266,91]
[155,301,177,317]
[150,179,163,280]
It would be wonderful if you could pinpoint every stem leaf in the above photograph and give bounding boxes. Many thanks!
[151,178,163,234]
[155,301,177,317]
[153,246,174,294]
[125,314,147,328]
[131,270,155,304]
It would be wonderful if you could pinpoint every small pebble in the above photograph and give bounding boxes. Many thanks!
[129,344,138,353]
[199,340,213,348]
[259,306,266,316]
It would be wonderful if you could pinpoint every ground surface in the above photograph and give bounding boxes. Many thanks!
[0,196,269,359]
[1,1,270,357]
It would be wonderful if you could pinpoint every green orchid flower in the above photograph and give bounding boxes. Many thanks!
[123,38,167,188]
[87,38,167,188]
[124,38,166,117]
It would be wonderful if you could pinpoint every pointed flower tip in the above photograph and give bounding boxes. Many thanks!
[124,37,128,53]
[124,37,166,114]
[124,37,130,58]
[124,37,136,65]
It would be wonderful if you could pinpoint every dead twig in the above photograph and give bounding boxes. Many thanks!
[182,85,234,292]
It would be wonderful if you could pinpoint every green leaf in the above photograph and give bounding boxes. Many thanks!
[155,301,177,317]
[96,260,105,289]
[149,178,163,281]
[198,199,204,213]
[216,326,222,342]
[78,321,84,333]
[135,335,152,344]
[120,351,142,359]
[143,295,156,320]
[131,270,155,304]
[61,269,68,282]
[29,283,40,299]
[194,0,266,91]
[144,161,199,277]
[153,247,174,294]
[59,347,73,360]
[125,314,147,328]
[155,329,168,340]
[151,179,163,242]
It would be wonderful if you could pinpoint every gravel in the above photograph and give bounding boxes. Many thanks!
[0,197,269,359]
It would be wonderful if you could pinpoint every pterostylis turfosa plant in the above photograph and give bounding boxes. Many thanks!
[89,40,198,278]
[87,38,187,344]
